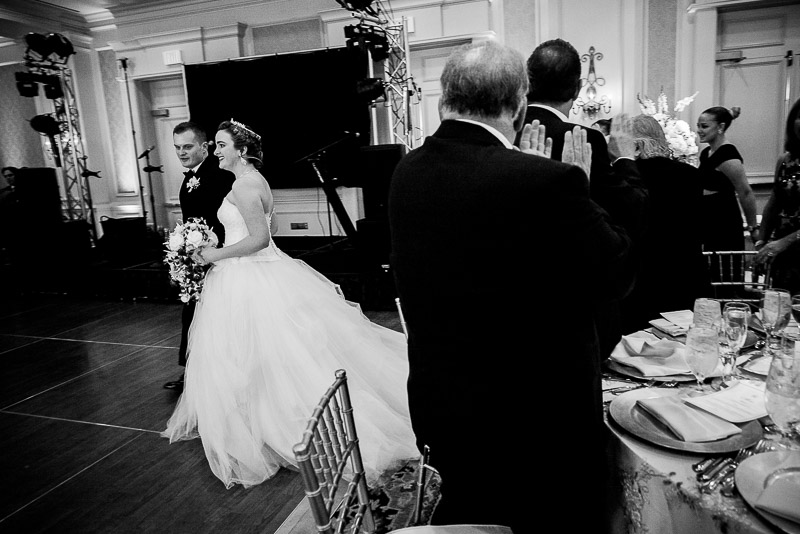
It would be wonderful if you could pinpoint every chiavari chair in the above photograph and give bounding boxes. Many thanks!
[702,250,771,304]
[293,369,376,534]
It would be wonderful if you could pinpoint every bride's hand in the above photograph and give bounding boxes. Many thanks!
[192,246,212,266]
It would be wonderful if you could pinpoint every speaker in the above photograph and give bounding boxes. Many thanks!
[15,167,62,233]
[342,144,404,220]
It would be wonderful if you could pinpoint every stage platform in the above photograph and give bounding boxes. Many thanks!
[0,235,398,311]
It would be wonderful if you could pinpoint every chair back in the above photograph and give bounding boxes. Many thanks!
[293,369,376,534]
[395,297,409,339]
[702,250,770,303]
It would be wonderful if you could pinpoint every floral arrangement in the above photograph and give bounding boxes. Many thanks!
[638,90,700,166]
[164,218,218,303]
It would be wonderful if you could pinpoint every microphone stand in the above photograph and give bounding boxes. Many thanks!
[140,149,162,233]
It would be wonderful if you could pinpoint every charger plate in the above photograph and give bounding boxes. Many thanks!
[608,388,763,453]
[736,450,800,534]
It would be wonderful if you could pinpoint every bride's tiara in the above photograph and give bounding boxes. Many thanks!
[229,118,262,141]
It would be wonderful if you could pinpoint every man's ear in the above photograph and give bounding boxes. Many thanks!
[512,99,527,132]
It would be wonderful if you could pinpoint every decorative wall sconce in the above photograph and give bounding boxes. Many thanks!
[573,46,611,120]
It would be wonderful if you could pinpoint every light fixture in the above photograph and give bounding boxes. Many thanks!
[356,78,384,102]
[24,32,75,65]
[573,46,611,120]
[15,71,39,97]
[29,114,64,167]
[42,75,63,99]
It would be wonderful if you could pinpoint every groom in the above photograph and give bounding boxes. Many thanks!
[163,122,234,391]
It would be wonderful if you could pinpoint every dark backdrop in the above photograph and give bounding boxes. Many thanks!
[184,46,371,189]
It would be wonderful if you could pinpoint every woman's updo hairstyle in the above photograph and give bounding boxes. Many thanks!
[218,119,264,169]
[702,106,741,132]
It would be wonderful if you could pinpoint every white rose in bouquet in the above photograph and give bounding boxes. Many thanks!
[168,233,184,252]
[186,229,205,248]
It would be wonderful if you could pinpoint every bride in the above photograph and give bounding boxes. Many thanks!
[162,119,418,489]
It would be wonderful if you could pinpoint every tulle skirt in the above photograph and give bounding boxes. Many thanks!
[161,253,418,489]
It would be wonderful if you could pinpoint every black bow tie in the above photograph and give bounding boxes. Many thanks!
[184,170,195,178]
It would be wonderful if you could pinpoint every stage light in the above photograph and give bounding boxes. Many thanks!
[15,72,39,97]
[30,114,62,137]
[25,32,52,60]
[367,32,388,61]
[24,32,75,64]
[42,75,63,99]
[47,33,74,60]
[356,78,384,102]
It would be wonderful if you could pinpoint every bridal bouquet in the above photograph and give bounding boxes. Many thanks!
[638,90,700,166]
[164,218,218,303]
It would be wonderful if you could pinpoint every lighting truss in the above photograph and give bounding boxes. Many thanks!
[344,2,422,152]
[380,18,422,151]
[27,61,97,241]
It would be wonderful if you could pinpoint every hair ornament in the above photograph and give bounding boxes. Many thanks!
[229,118,262,141]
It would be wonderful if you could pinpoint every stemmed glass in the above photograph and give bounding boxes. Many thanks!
[764,335,800,450]
[719,302,750,385]
[760,288,792,356]
[693,298,721,329]
[684,324,720,393]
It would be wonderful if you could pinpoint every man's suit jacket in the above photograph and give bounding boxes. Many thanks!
[179,155,235,246]
[517,106,649,359]
[389,120,646,531]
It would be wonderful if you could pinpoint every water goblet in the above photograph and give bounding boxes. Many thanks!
[764,335,800,450]
[760,288,792,356]
[693,298,722,329]
[719,302,750,385]
[684,324,720,393]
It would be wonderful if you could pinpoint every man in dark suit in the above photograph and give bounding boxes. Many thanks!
[516,38,648,360]
[389,41,646,533]
[163,121,234,391]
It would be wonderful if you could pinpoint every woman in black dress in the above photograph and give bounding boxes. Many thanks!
[754,98,800,294]
[696,106,759,251]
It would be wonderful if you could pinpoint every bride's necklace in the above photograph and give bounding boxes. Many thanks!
[239,168,259,179]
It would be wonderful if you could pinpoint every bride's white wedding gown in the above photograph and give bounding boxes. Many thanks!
[162,198,418,489]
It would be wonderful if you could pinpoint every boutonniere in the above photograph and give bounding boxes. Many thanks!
[187,176,200,192]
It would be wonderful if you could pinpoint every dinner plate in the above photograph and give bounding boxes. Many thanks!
[608,388,763,453]
[605,360,695,382]
[736,450,800,534]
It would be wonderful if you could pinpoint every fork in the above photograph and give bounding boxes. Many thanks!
[716,439,773,496]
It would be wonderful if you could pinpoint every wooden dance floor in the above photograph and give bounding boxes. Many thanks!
[0,292,402,533]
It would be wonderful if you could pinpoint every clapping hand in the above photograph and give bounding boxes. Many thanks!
[562,125,592,180]
[607,113,636,162]
[519,120,552,158]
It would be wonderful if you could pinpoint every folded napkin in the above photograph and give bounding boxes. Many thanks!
[755,471,800,524]
[610,331,693,376]
[636,395,742,442]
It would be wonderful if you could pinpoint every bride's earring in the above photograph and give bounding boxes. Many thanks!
[240,152,247,166]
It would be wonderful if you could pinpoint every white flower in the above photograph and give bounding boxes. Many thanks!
[206,229,219,248]
[168,233,183,251]
[186,229,204,248]
[187,176,200,192]
[638,90,700,166]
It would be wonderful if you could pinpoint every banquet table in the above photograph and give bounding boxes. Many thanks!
[602,323,795,534]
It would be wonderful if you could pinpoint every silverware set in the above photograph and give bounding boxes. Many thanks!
[695,438,774,495]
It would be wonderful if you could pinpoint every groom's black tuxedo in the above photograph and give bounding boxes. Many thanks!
[389,120,646,532]
[177,155,234,366]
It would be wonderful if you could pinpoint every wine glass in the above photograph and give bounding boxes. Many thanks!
[764,335,800,450]
[693,298,721,329]
[684,324,720,392]
[719,302,750,385]
[760,288,792,356]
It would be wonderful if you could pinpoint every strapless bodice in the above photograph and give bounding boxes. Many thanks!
[216,197,280,263]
